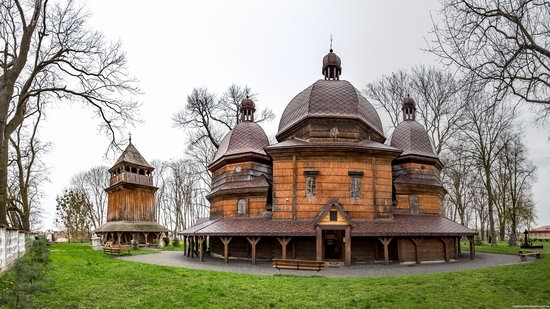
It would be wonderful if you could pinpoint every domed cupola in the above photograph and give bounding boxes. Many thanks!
[390,96,444,214]
[209,97,270,171]
[322,48,342,80]
[276,48,384,142]
[390,96,437,159]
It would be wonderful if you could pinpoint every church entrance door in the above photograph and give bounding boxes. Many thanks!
[323,230,343,260]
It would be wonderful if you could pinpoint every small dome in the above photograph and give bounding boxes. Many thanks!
[390,121,437,158]
[403,96,416,109]
[323,49,341,68]
[277,80,383,139]
[240,96,255,110]
[211,122,270,167]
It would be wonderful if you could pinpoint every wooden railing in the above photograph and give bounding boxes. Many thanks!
[110,172,154,186]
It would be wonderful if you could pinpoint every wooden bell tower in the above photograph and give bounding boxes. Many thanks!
[105,142,157,222]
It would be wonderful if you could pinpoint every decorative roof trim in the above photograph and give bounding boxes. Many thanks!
[313,199,353,226]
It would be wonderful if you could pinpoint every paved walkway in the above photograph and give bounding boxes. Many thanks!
[119,251,524,277]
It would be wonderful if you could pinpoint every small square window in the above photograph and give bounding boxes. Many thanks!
[329,211,338,221]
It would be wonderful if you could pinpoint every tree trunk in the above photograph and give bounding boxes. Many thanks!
[484,166,497,245]
[0,139,8,226]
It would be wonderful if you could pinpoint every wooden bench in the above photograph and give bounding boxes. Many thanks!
[103,245,131,256]
[103,246,121,256]
[518,251,543,261]
[272,259,325,273]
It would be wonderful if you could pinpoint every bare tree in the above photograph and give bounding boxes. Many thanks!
[0,0,139,225]
[363,70,411,129]
[442,137,478,227]
[70,166,109,230]
[430,0,550,109]
[495,130,536,244]
[364,65,461,154]
[460,83,517,244]
[152,159,208,235]
[6,96,49,231]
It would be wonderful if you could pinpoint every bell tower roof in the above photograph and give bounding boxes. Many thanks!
[110,141,153,171]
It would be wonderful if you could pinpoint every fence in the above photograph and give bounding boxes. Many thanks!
[0,226,32,275]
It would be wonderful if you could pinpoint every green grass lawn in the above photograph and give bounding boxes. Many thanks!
[1,242,549,308]
[460,241,547,255]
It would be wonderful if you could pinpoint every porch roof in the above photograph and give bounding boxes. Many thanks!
[178,214,475,237]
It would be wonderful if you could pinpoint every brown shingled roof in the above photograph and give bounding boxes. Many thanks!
[112,143,152,169]
[389,121,437,159]
[210,122,270,168]
[208,175,270,199]
[179,214,475,237]
[277,80,384,139]
[180,217,315,236]
[95,221,169,233]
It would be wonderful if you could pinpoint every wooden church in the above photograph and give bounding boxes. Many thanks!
[95,140,168,245]
[180,49,475,265]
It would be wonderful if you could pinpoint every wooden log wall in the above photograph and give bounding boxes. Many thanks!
[211,161,272,191]
[278,118,385,144]
[107,186,156,222]
[272,153,394,220]
[394,193,444,215]
[209,195,269,217]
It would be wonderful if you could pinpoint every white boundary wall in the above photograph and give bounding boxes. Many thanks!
[0,227,31,275]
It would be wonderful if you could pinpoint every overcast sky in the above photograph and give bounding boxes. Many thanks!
[39,0,550,230]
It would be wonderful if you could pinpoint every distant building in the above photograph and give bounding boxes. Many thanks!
[530,226,550,240]
[180,48,475,265]
[95,141,169,246]
[45,230,69,243]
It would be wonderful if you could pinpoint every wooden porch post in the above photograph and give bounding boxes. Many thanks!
[468,236,475,260]
[344,226,351,266]
[117,232,122,245]
[198,236,206,262]
[441,237,451,262]
[191,236,195,258]
[378,237,393,265]
[411,237,424,264]
[246,237,261,265]
[221,237,232,263]
[276,237,292,259]
[316,227,322,261]
[144,233,149,247]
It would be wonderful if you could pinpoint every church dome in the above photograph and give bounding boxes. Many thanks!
[323,49,341,68]
[210,97,270,169]
[390,97,437,159]
[277,79,384,138]
[211,122,270,167]
[240,96,255,110]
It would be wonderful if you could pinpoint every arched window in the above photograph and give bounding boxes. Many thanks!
[237,199,247,216]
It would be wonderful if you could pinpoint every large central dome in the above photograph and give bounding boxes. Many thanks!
[277,79,384,139]
[277,49,384,141]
